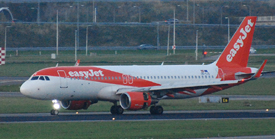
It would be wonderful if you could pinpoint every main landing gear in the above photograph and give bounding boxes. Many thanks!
[110,105,163,115]
[110,105,124,115]
[150,106,163,115]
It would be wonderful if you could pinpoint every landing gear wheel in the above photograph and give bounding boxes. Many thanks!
[150,106,163,115]
[150,106,156,114]
[110,106,117,114]
[155,106,163,115]
[50,109,59,115]
[110,105,124,115]
[116,106,124,115]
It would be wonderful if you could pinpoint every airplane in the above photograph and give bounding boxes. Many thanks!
[20,16,267,115]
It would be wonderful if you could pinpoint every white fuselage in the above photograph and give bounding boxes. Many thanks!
[20,63,224,101]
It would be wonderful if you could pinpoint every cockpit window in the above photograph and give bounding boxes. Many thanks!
[31,76,39,80]
[30,76,50,81]
[39,76,45,80]
[45,76,50,81]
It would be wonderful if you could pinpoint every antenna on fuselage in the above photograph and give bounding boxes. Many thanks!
[161,62,164,65]
[56,63,58,67]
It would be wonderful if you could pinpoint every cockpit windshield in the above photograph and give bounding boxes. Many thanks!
[31,76,50,81]
[39,76,45,80]
[31,76,39,80]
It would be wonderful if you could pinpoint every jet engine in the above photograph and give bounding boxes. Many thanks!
[120,92,152,110]
[60,100,91,110]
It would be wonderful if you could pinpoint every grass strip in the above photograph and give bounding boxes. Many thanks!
[2,49,275,76]
[0,119,275,138]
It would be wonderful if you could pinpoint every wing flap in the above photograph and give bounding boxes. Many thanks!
[116,87,150,94]
[149,80,238,91]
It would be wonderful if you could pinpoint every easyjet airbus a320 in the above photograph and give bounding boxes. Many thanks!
[20,16,268,115]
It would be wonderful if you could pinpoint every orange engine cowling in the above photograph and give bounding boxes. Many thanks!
[61,100,91,110]
[120,92,152,110]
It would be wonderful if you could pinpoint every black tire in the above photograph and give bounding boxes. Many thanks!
[110,106,117,115]
[150,106,163,115]
[50,109,59,115]
[155,106,163,115]
[150,106,156,115]
[116,106,124,115]
[50,110,54,115]
[111,105,124,115]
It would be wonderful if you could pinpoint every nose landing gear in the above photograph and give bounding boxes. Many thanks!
[51,99,60,115]
[50,109,59,115]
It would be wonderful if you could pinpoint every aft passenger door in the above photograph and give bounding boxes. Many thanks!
[57,70,68,88]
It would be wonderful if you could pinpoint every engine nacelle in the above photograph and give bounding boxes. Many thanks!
[61,100,91,110]
[120,92,152,110]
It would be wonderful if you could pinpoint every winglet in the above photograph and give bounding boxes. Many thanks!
[253,60,267,78]
[75,60,80,66]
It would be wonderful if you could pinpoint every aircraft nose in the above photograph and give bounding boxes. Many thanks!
[20,81,34,98]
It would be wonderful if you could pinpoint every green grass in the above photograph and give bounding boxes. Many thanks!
[0,85,20,92]
[1,119,275,139]
[217,78,275,96]
[1,49,275,76]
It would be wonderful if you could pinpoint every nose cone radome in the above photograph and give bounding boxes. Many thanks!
[20,81,30,96]
[20,81,38,99]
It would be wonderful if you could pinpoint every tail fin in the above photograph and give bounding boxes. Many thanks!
[216,16,257,68]
[75,59,80,66]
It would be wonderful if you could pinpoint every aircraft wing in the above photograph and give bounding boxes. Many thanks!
[116,80,238,94]
[149,80,238,91]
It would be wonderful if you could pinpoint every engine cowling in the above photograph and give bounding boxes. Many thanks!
[61,100,91,110]
[120,92,152,110]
